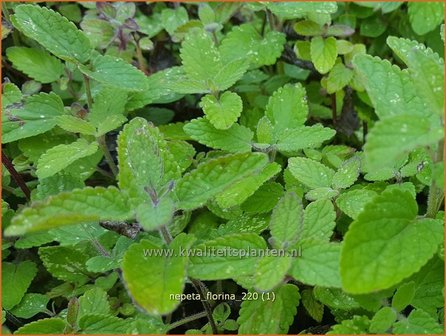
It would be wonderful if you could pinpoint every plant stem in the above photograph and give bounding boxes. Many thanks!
[98,136,118,177]
[426,139,444,218]
[82,74,93,109]
[331,94,337,126]
[158,225,218,334]
[190,279,218,334]
[1,152,31,201]
[266,9,275,31]
[167,311,207,331]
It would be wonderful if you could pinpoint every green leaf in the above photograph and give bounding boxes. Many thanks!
[288,157,335,189]
[305,187,338,201]
[352,54,426,119]
[370,307,397,334]
[80,54,147,91]
[332,156,361,190]
[220,23,286,68]
[294,20,323,36]
[175,153,268,211]
[184,117,253,153]
[55,115,96,135]
[10,293,50,319]
[237,284,300,334]
[408,2,444,35]
[393,309,443,334]
[118,117,180,205]
[276,125,335,152]
[310,36,337,74]
[11,4,91,63]
[15,318,66,335]
[122,235,193,315]
[326,62,354,94]
[6,47,64,83]
[88,87,127,136]
[2,261,37,310]
[301,289,324,323]
[38,245,93,283]
[78,314,128,334]
[215,163,281,209]
[267,2,338,20]
[265,83,308,135]
[5,187,132,236]
[336,189,378,219]
[241,182,284,214]
[341,190,444,294]
[188,233,267,280]
[327,316,370,334]
[314,287,360,310]
[301,199,336,243]
[2,92,65,143]
[390,37,444,117]
[78,288,110,319]
[269,192,303,249]
[290,242,342,287]
[364,115,443,170]
[161,7,188,35]
[36,139,99,179]
[392,281,416,312]
[254,256,293,291]
[2,82,22,109]
[199,91,243,130]
[136,197,175,231]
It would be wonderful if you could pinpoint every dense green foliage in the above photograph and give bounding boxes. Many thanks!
[1,1,445,335]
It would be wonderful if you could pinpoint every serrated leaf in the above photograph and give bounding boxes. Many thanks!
[15,318,66,335]
[80,54,147,91]
[161,7,188,35]
[78,288,110,319]
[294,20,323,36]
[301,199,336,243]
[122,235,193,315]
[2,83,22,109]
[5,187,132,236]
[216,163,281,209]
[387,37,444,116]
[39,245,92,283]
[220,23,286,68]
[301,289,324,323]
[265,83,308,135]
[352,54,426,119]
[254,255,293,291]
[36,138,99,179]
[199,91,243,130]
[326,62,354,94]
[364,115,443,170]
[6,47,64,83]
[288,157,335,189]
[213,58,250,91]
[118,117,180,205]
[267,2,338,19]
[55,115,96,135]
[327,315,370,334]
[188,233,267,280]
[237,284,299,334]
[2,261,37,310]
[276,124,335,152]
[89,87,127,136]
[270,192,303,249]
[311,36,337,74]
[241,181,284,214]
[369,307,397,333]
[79,314,128,334]
[341,190,444,294]
[184,117,253,153]
[175,153,268,211]
[10,293,50,319]
[393,309,443,334]
[392,281,416,312]
[11,4,91,63]
[290,242,341,287]
[408,2,444,35]
[332,156,361,189]
[2,92,65,143]
[136,197,175,231]
[305,187,338,201]
[336,189,378,219]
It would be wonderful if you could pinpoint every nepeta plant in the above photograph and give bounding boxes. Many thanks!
[2,2,444,335]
